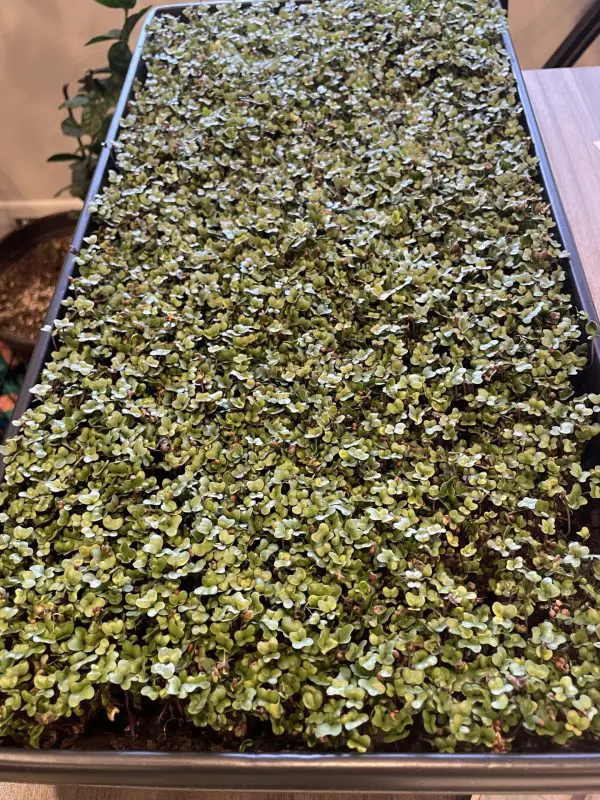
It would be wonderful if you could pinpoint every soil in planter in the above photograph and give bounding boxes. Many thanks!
[37,700,597,755]
[0,235,70,342]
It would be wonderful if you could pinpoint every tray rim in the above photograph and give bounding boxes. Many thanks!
[1,1,599,789]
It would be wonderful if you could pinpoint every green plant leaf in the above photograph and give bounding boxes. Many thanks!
[47,153,84,163]
[61,118,82,137]
[103,515,124,531]
[60,95,90,109]
[122,6,152,43]
[315,721,342,739]
[82,102,109,137]
[94,0,137,8]
[85,29,123,46]
[53,184,72,197]
[70,158,94,200]
[108,41,132,74]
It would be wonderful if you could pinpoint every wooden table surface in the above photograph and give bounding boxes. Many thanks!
[524,67,600,315]
[3,67,600,800]
[0,789,455,800]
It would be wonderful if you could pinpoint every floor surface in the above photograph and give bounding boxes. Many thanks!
[0,789,460,800]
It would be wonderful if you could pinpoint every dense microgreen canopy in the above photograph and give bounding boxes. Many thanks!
[1,0,599,753]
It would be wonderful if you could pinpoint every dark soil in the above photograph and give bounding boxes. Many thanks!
[0,234,70,342]
[22,695,592,755]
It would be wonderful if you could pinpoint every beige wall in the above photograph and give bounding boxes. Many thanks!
[1,0,600,235]
[0,0,182,233]
[509,0,600,69]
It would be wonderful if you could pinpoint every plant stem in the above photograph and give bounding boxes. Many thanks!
[124,691,136,738]
[62,84,86,157]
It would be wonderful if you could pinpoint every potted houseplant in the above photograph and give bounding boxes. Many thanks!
[0,0,599,790]
[0,215,74,358]
[0,0,149,359]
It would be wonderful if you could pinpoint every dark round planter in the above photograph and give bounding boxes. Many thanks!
[0,212,76,359]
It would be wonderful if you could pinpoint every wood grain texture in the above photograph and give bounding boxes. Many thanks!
[523,67,600,317]
[473,796,580,800]
[0,788,458,800]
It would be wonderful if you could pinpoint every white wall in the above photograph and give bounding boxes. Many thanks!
[1,0,600,236]
[0,0,182,234]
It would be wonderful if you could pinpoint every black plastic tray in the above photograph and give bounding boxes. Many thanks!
[1,1,599,790]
